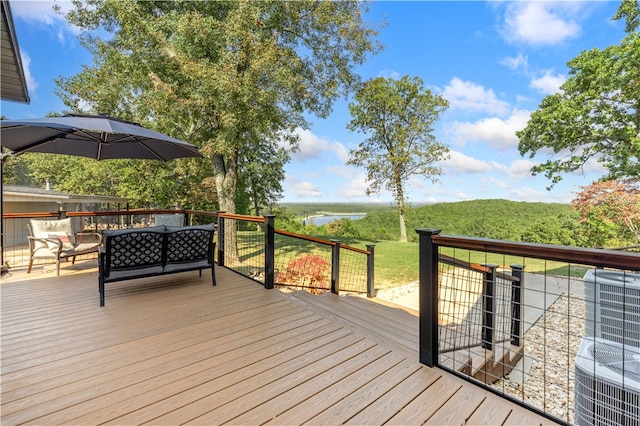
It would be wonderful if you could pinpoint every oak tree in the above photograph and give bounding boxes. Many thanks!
[56,0,380,258]
[347,76,449,242]
[517,1,640,185]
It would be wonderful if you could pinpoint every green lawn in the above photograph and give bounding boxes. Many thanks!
[228,233,590,291]
[355,240,591,289]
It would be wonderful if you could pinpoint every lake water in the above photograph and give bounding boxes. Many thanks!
[307,214,365,226]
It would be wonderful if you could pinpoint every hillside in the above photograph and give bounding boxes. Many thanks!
[280,202,396,216]
[361,199,573,241]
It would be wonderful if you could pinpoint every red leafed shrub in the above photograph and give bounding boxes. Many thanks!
[277,254,331,292]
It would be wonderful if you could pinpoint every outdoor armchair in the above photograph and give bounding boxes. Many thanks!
[27,218,102,276]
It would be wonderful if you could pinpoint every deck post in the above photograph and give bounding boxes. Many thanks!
[510,264,524,346]
[416,228,441,368]
[264,215,275,289]
[330,240,340,294]
[366,244,375,297]
[481,264,498,351]
[217,213,225,267]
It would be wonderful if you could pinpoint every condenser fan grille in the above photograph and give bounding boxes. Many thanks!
[591,343,640,381]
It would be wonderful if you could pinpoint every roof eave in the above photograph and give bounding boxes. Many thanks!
[1,0,30,104]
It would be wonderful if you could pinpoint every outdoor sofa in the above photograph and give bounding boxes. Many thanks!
[98,223,216,306]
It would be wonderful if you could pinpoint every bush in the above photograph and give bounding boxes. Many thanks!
[276,254,331,293]
[325,218,361,238]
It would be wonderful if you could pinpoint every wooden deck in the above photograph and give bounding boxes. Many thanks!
[1,261,554,425]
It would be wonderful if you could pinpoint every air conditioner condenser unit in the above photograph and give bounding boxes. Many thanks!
[583,269,640,348]
[574,337,640,426]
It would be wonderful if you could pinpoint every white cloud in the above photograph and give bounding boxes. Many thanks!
[507,186,557,202]
[20,52,38,93]
[451,190,471,201]
[378,68,401,79]
[525,146,607,177]
[492,159,538,180]
[484,177,511,189]
[530,70,565,95]
[501,53,565,95]
[11,0,81,41]
[501,2,581,46]
[447,109,531,150]
[442,150,493,175]
[441,77,511,115]
[292,129,349,163]
[500,53,528,72]
[11,1,62,22]
[571,157,607,176]
[285,177,322,198]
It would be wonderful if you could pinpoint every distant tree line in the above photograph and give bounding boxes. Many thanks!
[275,193,640,250]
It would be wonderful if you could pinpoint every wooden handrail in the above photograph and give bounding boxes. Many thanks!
[2,212,59,219]
[275,229,335,246]
[218,213,265,223]
[274,229,371,255]
[432,234,640,270]
[2,209,219,219]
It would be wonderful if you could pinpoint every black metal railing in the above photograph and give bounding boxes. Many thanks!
[417,228,640,425]
[217,213,374,296]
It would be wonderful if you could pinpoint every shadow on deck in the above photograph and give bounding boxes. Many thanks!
[1,261,553,425]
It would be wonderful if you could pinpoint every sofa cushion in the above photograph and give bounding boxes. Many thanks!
[164,260,212,273]
[106,265,165,281]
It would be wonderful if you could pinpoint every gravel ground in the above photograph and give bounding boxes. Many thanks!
[491,294,584,424]
[376,281,419,301]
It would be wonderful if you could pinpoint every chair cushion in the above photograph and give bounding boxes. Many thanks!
[69,241,101,256]
[102,226,165,238]
[155,214,185,227]
[47,231,74,250]
[30,218,77,249]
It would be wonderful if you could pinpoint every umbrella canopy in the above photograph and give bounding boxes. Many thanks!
[0,114,202,161]
[0,113,203,272]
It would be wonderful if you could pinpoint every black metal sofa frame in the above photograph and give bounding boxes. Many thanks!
[98,224,216,306]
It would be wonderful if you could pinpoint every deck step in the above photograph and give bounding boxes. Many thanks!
[439,341,524,384]
[473,342,524,384]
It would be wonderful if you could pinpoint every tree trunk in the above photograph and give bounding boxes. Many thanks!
[395,179,408,242]
[398,202,408,242]
[212,152,239,263]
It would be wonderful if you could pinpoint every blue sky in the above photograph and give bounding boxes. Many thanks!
[1,1,627,206]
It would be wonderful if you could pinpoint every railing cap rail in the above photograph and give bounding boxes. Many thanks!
[431,234,640,270]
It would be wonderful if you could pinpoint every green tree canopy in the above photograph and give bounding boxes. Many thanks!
[517,2,640,185]
[346,75,449,242]
[57,0,381,216]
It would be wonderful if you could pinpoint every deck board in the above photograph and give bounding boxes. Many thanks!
[0,264,554,425]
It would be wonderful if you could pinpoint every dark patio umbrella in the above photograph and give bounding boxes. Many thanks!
[0,114,202,161]
[0,113,203,271]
